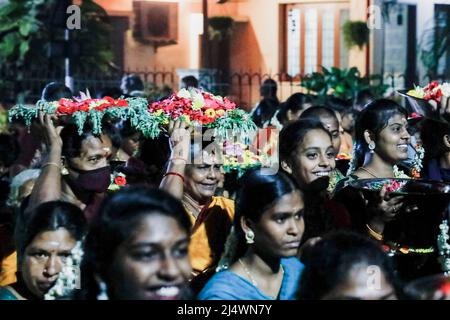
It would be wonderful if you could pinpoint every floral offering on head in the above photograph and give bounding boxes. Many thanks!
[9,93,150,136]
[147,88,257,142]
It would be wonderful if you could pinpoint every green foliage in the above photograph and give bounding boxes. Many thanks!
[300,66,389,103]
[342,20,369,50]
[0,0,113,72]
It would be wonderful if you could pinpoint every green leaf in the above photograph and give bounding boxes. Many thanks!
[0,20,19,33]
[0,3,20,18]
[19,20,32,36]
[19,41,29,60]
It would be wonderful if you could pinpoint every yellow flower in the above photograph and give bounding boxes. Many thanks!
[215,109,225,117]
[407,89,425,99]
[205,108,216,118]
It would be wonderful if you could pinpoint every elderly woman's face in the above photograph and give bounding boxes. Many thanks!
[21,228,77,298]
[184,151,221,204]
[109,213,192,300]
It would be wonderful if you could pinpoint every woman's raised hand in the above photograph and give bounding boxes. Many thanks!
[168,119,193,162]
[39,112,63,150]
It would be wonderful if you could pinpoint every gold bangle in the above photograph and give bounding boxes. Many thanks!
[41,162,61,170]
[366,224,383,241]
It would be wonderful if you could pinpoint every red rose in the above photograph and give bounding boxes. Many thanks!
[115,99,128,107]
[114,176,127,186]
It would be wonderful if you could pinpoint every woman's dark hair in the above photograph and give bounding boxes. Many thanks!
[279,118,332,165]
[325,96,352,114]
[251,98,279,128]
[352,99,408,170]
[259,78,278,100]
[233,169,300,259]
[121,74,144,93]
[15,201,87,264]
[298,231,403,300]
[277,93,313,125]
[181,75,199,89]
[300,105,339,124]
[79,187,191,299]
[41,82,73,101]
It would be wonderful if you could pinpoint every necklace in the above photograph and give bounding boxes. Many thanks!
[238,259,258,287]
[182,195,203,218]
[238,258,285,291]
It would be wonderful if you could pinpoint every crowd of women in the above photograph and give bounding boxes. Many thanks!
[0,76,449,300]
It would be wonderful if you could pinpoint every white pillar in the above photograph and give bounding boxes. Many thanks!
[189,13,204,70]
[416,0,435,83]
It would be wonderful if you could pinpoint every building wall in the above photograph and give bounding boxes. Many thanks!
[95,0,369,105]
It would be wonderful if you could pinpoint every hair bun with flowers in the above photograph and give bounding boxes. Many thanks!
[9,91,150,136]
[146,88,257,142]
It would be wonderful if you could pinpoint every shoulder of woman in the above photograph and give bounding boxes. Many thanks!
[281,257,304,273]
[0,286,21,300]
[197,271,252,300]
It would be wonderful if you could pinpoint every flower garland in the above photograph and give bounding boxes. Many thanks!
[9,96,150,136]
[108,172,127,192]
[407,81,450,103]
[364,178,408,193]
[382,242,435,256]
[411,144,425,179]
[44,241,84,300]
[437,219,450,274]
[148,88,257,142]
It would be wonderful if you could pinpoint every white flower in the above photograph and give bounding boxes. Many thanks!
[440,82,450,97]
[177,88,191,99]
[44,240,84,300]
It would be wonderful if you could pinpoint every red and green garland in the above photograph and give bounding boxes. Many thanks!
[9,95,150,136]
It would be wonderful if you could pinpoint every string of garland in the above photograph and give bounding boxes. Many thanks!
[9,97,151,136]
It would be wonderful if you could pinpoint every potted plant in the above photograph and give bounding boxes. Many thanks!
[342,20,370,50]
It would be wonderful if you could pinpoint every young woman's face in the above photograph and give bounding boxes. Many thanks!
[374,114,410,163]
[110,213,192,300]
[21,228,77,298]
[322,263,397,300]
[251,190,305,258]
[184,151,221,203]
[285,129,336,187]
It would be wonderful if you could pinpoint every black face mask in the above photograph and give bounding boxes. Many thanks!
[68,166,111,193]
